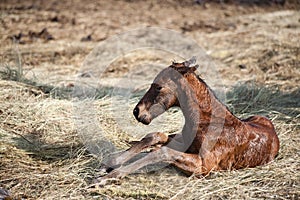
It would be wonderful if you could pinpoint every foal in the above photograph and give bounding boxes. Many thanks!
[98,58,279,183]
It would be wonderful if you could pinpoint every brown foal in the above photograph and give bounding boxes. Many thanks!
[97,57,279,184]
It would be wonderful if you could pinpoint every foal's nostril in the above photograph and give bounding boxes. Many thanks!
[133,107,139,118]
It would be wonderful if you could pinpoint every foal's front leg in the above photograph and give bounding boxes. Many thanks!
[97,146,203,185]
[101,132,169,172]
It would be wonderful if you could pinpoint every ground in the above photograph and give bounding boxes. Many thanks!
[0,0,299,199]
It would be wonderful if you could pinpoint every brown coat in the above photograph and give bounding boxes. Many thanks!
[97,58,279,184]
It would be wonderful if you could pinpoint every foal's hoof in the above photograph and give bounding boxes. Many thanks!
[93,177,119,187]
[99,163,120,174]
[93,170,122,187]
[98,164,109,176]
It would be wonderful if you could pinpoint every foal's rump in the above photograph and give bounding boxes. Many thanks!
[243,115,274,130]
[200,117,279,172]
[242,115,280,164]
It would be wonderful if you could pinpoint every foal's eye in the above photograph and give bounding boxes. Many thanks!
[156,86,163,91]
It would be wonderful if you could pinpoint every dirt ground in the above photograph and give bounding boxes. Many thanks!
[0,0,299,199]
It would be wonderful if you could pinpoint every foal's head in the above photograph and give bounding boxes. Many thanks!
[133,57,199,125]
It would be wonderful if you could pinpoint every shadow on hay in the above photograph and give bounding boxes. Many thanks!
[11,134,86,162]
[226,83,300,120]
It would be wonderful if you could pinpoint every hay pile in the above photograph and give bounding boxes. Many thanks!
[0,67,299,199]
[0,80,91,199]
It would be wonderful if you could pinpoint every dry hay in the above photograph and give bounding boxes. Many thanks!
[0,70,299,199]
[0,1,299,199]
[0,80,90,199]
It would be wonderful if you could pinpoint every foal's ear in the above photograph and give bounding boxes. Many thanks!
[190,64,199,72]
[183,56,199,72]
[183,56,197,67]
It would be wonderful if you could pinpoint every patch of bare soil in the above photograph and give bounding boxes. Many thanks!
[0,0,299,199]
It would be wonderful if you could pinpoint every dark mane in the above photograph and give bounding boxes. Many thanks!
[194,72,237,117]
[169,63,233,115]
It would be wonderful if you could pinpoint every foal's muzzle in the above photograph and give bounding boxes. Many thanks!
[133,106,151,125]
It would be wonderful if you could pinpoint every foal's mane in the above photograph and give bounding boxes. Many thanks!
[169,61,208,87]
[169,61,234,116]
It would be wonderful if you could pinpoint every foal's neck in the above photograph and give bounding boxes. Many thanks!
[178,73,240,127]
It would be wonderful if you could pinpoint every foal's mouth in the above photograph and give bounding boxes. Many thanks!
[138,114,151,125]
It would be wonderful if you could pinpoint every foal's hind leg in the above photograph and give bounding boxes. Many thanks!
[101,132,169,172]
[97,146,203,185]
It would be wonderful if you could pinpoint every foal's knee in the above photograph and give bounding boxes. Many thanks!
[143,132,169,145]
[157,146,180,161]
